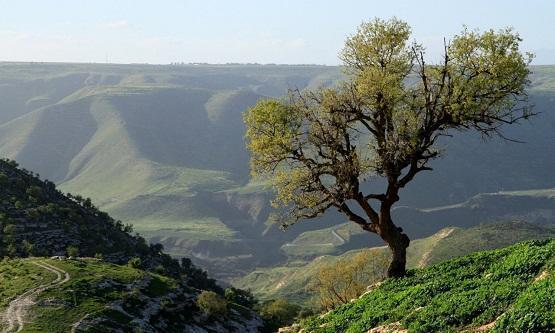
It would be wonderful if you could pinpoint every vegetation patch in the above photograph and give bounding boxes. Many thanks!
[294,239,555,333]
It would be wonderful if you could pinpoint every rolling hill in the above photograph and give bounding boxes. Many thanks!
[0,62,554,279]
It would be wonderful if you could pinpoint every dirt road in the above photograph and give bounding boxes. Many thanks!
[0,261,70,333]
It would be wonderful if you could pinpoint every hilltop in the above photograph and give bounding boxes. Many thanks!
[288,238,555,332]
[0,158,262,332]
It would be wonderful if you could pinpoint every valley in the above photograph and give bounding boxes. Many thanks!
[0,63,554,281]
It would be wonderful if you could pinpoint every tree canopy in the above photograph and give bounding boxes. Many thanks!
[244,18,533,277]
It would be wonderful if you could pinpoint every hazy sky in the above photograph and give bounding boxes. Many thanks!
[1,0,554,65]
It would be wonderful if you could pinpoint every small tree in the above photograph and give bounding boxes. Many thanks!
[196,290,228,317]
[66,245,79,258]
[22,240,35,257]
[312,248,389,309]
[224,287,257,308]
[244,18,533,277]
[127,257,142,269]
[258,299,301,333]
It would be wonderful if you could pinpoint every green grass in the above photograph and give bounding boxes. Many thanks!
[0,258,180,333]
[0,259,56,308]
[427,221,555,265]
[295,239,555,333]
[235,221,555,306]
[136,217,238,241]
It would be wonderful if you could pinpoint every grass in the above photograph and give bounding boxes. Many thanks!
[0,259,56,308]
[0,258,179,333]
[234,221,555,306]
[295,239,555,333]
[136,217,238,241]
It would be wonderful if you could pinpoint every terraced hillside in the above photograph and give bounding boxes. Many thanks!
[288,239,555,332]
[0,62,554,279]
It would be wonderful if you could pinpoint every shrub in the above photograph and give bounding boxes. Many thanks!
[66,245,79,257]
[22,240,34,257]
[311,248,389,310]
[127,257,142,269]
[258,299,301,333]
[196,290,228,317]
[153,264,166,275]
[3,224,16,235]
[224,287,257,308]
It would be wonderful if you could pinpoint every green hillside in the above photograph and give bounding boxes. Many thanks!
[0,157,262,332]
[0,62,554,280]
[288,239,555,333]
[0,258,261,333]
[234,221,555,305]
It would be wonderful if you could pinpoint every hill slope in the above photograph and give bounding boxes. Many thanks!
[0,158,261,332]
[0,258,261,333]
[234,221,555,305]
[289,239,555,333]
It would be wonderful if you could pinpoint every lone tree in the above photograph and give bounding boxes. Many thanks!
[244,18,533,278]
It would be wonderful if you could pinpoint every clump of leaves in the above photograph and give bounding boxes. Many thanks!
[197,290,228,317]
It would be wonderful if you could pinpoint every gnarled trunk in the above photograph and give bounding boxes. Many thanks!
[377,210,410,278]
[385,228,410,278]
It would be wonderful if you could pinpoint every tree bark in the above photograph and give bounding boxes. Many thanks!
[384,227,410,278]
[377,201,410,278]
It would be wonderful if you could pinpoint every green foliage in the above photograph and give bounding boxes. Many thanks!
[224,287,257,308]
[22,240,34,256]
[244,18,533,228]
[258,298,302,333]
[311,248,389,310]
[196,290,228,317]
[294,239,555,332]
[127,257,142,269]
[180,257,222,293]
[493,272,555,332]
[66,245,79,257]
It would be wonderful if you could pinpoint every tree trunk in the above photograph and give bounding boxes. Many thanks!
[378,220,410,278]
[386,229,410,278]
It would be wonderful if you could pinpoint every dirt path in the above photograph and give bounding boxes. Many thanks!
[418,228,455,268]
[331,227,346,245]
[70,313,90,333]
[0,261,70,333]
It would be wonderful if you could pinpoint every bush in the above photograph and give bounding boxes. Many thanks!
[196,290,228,317]
[224,287,257,308]
[311,248,389,310]
[153,264,166,275]
[22,240,34,256]
[258,299,301,333]
[127,257,142,269]
[66,245,79,257]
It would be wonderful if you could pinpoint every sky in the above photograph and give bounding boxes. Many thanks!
[0,0,554,65]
